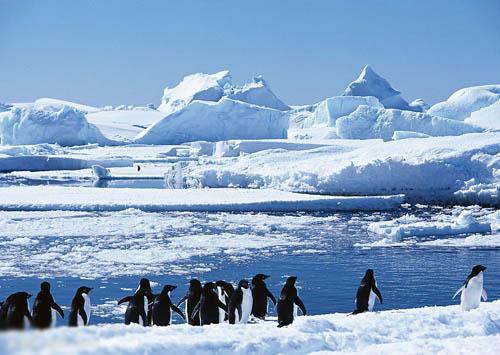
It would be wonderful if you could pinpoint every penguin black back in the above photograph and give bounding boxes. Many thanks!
[251,274,276,319]
[32,282,64,329]
[4,292,32,330]
[277,276,306,327]
[176,279,203,325]
[151,285,185,326]
[192,282,227,325]
[353,269,383,314]
[118,279,152,326]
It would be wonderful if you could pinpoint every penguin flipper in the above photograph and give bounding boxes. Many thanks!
[372,286,383,304]
[176,295,187,308]
[140,309,147,326]
[294,297,306,316]
[118,296,132,305]
[52,302,64,319]
[191,302,200,319]
[481,289,488,301]
[171,304,186,320]
[78,306,88,325]
[218,300,228,313]
[237,304,242,322]
[453,286,464,299]
[266,288,277,305]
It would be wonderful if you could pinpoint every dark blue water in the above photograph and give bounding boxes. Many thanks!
[0,209,497,325]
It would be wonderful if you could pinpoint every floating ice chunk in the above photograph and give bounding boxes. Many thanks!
[336,105,483,140]
[92,164,110,179]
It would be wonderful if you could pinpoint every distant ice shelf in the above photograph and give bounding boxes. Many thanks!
[0,186,404,212]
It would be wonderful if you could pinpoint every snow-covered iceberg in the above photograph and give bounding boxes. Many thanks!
[302,96,383,128]
[0,301,499,355]
[342,65,421,111]
[33,98,101,113]
[135,98,288,145]
[0,106,111,146]
[158,71,289,114]
[428,85,500,130]
[336,105,483,140]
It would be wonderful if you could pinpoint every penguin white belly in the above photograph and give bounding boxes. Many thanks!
[139,295,147,325]
[23,316,30,329]
[217,287,226,323]
[78,294,91,326]
[461,274,484,311]
[368,290,376,311]
[51,309,57,327]
[185,300,189,323]
[239,289,253,324]
[293,290,299,317]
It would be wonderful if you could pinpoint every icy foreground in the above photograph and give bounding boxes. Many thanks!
[1,302,499,355]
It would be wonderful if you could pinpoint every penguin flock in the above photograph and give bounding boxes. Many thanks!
[0,265,489,331]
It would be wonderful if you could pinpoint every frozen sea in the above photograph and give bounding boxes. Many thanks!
[0,199,497,325]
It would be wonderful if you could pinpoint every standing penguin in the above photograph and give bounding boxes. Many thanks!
[251,274,276,320]
[192,282,227,325]
[216,280,234,323]
[1,292,32,330]
[68,286,93,327]
[32,282,64,329]
[453,265,488,311]
[176,279,203,326]
[352,269,383,314]
[150,285,185,326]
[118,278,153,326]
[228,279,253,324]
[277,276,306,328]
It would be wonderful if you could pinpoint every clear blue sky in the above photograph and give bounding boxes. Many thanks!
[1,0,499,107]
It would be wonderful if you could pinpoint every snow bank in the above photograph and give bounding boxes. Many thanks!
[213,140,327,157]
[367,210,491,241]
[336,105,483,140]
[0,186,404,212]
[392,131,430,140]
[1,301,499,355]
[158,70,231,114]
[225,75,290,111]
[428,85,500,129]
[302,96,383,128]
[33,98,100,114]
[184,133,500,205]
[342,65,421,111]
[0,106,111,146]
[135,98,288,145]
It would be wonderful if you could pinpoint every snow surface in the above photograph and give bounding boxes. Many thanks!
[0,186,404,212]
[392,130,430,140]
[0,106,111,146]
[428,85,500,130]
[33,98,101,113]
[342,65,420,112]
[302,96,383,128]
[135,98,288,145]
[1,301,499,355]
[336,105,483,140]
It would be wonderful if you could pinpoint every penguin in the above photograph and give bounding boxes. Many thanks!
[2,292,32,330]
[118,278,153,326]
[277,276,306,328]
[150,285,185,326]
[453,265,488,311]
[68,286,93,327]
[216,280,234,323]
[352,269,383,314]
[32,282,64,329]
[191,282,227,325]
[228,279,253,324]
[251,274,276,320]
[176,279,203,326]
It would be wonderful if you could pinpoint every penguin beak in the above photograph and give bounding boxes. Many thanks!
[264,275,270,279]
[482,266,487,271]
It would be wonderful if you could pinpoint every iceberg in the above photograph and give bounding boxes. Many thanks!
[135,98,288,145]
[343,65,421,112]
[302,96,383,128]
[336,105,483,140]
[0,106,112,146]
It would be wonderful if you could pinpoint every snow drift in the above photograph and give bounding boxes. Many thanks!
[135,98,288,145]
[302,96,383,128]
[0,106,111,146]
[0,301,499,355]
[158,71,289,114]
[342,65,421,112]
[428,84,500,130]
[336,105,483,140]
